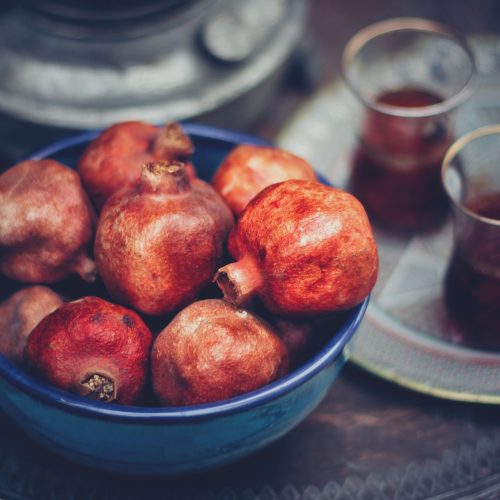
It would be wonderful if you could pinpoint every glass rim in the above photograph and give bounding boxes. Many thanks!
[441,124,500,227]
[341,17,477,118]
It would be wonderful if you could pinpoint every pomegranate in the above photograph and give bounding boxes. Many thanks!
[25,296,152,405]
[269,313,350,366]
[216,180,378,315]
[212,144,317,216]
[271,317,316,363]
[0,286,63,364]
[95,161,233,316]
[151,299,288,406]
[0,159,97,284]
[78,121,196,210]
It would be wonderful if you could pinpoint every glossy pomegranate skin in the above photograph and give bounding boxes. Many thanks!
[78,121,195,210]
[0,159,96,284]
[95,162,233,316]
[25,296,153,406]
[212,145,317,216]
[151,299,288,406]
[217,180,378,316]
[0,286,63,364]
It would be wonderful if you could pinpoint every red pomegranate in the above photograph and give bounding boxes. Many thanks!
[95,161,233,316]
[78,121,196,209]
[151,299,288,406]
[0,286,63,364]
[212,144,317,216]
[216,180,378,315]
[25,296,153,405]
[0,159,96,283]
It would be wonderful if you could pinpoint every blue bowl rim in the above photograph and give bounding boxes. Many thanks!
[0,122,369,423]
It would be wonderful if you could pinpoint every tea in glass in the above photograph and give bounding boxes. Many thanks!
[342,18,475,230]
[442,126,500,348]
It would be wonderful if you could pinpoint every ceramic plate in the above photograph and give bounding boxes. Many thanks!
[277,36,500,403]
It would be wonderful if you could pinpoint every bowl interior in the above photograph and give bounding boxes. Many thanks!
[0,123,368,421]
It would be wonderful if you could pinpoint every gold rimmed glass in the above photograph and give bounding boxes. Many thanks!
[442,125,500,348]
[342,18,476,230]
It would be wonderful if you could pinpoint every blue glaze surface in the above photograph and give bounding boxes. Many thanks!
[0,123,368,474]
[0,355,346,475]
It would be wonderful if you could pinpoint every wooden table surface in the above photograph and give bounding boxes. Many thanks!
[2,1,500,499]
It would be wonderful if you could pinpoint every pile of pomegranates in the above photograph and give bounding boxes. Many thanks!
[0,121,378,407]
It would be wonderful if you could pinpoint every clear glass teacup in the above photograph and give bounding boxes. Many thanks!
[442,125,500,348]
[342,18,476,230]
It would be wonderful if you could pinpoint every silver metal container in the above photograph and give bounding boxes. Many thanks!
[0,0,308,164]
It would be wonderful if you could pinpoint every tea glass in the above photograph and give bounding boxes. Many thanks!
[342,18,475,230]
[442,125,500,348]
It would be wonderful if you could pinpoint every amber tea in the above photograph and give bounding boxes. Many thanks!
[342,18,475,231]
[351,87,452,229]
[442,126,500,349]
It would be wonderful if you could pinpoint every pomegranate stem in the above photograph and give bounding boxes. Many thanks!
[215,256,263,305]
[73,253,97,283]
[141,161,190,194]
[153,122,194,160]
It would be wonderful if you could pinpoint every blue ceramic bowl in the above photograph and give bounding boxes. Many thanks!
[0,124,368,475]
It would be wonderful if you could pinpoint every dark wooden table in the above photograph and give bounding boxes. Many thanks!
[2,1,500,499]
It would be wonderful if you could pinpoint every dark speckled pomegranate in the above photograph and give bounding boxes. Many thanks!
[216,180,378,316]
[95,161,233,316]
[25,296,153,406]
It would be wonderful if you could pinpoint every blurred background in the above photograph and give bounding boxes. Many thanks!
[0,0,499,167]
[2,2,500,499]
